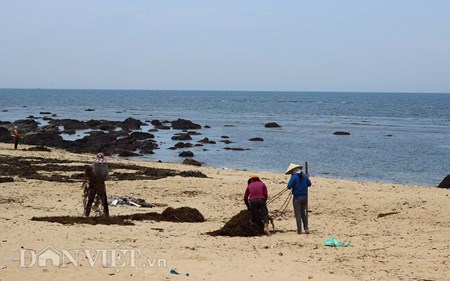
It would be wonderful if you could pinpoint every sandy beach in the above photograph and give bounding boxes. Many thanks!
[0,143,449,281]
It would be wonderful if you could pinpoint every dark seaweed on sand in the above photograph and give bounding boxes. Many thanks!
[208,210,263,237]
[31,207,205,225]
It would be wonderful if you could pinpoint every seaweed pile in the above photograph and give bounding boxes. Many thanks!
[208,210,263,237]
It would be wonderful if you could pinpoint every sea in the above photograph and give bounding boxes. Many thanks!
[0,88,449,186]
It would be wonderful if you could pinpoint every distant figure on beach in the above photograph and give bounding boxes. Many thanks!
[83,153,110,217]
[12,126,21,150]
[244,175,271,235]
[285,163,312,234]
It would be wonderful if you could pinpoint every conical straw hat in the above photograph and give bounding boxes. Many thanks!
[285,163,303,174]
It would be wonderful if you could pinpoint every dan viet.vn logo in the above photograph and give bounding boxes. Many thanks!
[18,246,166,269]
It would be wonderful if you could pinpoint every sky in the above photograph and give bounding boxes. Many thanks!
[0,0,449,93]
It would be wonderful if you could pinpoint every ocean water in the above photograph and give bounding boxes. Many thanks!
[0,88,449,186]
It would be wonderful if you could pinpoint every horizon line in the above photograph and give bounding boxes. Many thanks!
[1,87,449,95]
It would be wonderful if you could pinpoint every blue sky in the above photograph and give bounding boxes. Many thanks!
[1,0,449,93]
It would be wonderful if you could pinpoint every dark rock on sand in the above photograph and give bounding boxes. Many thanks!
[85,108,95,111]
[249,137,264,141]
[438,175,450,189]
[333,131,351,135]
[118,151,141,157]
[220,140,233,144]
[265,122,281,128]
[182,159,202,166]
[0,127,11,142]
[204,125,211,128]
[40,112,52,115]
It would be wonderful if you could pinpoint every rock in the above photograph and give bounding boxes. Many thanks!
[40,112,52,115]
[171,118,201,130]
[23,131,65,148]
[224,147,249,151]
[249,137,264,141]
[333,131,351,135]
[49,119,88,130]
[182,159,202,166]
[186,131,201,135]
[122,117,145,130]
[13,119,40,132]
[85,108,95,111]
[198,138,216,144]
[62,129,76,135]
[204,125,211,128]
[221,136,229,139]
[174,142,193,149]
[139,140,158,153]
[220,140,233,144]
[265,122,281,128]
[438,175,450,189]
[0,127,11,142]
[151,120,171,130]
[179,151,194,157]
[118,151,141,157]
[171,133,192,141]
[130,132,155,140]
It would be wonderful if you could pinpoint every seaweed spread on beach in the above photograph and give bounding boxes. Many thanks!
[0,154,207,182]
[31,206,205,225]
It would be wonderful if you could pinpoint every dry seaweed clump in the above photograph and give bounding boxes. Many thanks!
[31,206,206,225]
[31,215,134,226]
[161,207,205,222]
[208,210,263,237]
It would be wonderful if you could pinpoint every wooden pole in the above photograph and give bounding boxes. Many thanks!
[305,161,309,177]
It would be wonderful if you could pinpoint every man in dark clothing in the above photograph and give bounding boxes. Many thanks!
[244,175,270,235]
[83,153,110,217]
[12,126,21,150]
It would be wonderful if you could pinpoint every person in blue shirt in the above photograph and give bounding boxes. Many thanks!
[286,163,312,234]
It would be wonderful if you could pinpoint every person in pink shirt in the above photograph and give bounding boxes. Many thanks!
[244,175,270,235]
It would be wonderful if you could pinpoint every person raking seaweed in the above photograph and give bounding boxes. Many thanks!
[285,163,312,234]
[243,175,271,235]
[83,153,110,217]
